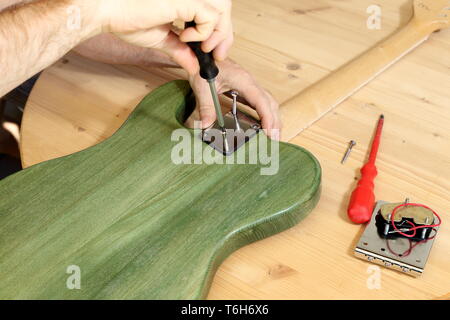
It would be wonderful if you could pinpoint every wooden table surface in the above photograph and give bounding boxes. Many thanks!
[20,0,450,299]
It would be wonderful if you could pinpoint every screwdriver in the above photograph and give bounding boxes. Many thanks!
[185,21,226,133]
[347,115,384,224]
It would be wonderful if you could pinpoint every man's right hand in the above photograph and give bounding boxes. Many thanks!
[96,0,233,74]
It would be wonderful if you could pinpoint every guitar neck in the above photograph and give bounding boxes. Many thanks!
[280,19,435,142]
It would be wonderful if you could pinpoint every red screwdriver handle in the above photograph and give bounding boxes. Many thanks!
[347,115,384,224]
[348,163,378,223]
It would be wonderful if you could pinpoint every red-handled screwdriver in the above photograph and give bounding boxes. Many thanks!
[347,114,384,224]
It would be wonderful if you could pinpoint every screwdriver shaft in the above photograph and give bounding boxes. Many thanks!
[347,115,384,224]
[207,79,225,129]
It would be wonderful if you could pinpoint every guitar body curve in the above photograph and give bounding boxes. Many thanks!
[0,80,321,299]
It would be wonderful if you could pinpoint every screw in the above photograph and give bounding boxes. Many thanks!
[222,128,229,154]
[230,90,239,114]
[230,90,242,132]
[341,140,356,164]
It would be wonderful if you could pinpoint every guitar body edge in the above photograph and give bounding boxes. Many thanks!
[0,80,321,299]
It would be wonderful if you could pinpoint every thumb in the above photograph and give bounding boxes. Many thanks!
[189,75,218,128]
[184,96,217,129]
[198,103,217,129]
[196,92,217,129]
[184,75,218,129]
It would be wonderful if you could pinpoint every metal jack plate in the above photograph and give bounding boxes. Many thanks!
[354,201,439,277]
[201,110,261,156]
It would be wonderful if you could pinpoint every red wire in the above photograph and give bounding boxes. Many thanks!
[386,228,437,257]
[390,203,442,238]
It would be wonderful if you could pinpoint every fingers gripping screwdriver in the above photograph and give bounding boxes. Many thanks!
[347,115,384,224]
[185,21,226,133]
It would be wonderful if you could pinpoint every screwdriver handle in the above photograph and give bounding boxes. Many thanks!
[347,115,384,224]
[185,21,219,80]
[347,163,378,224]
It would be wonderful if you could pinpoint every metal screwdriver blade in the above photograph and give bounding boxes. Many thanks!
[207,79,225,129]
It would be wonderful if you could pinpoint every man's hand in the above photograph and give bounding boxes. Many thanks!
[2,0,278,137]
[0,0,232,96]
[186,59,281,140]
[98,0,233,74]
[74,35,280,139]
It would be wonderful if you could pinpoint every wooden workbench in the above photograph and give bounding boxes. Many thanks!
[20,0,450,299]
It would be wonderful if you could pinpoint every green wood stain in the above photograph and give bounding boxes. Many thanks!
[0,81,321,299]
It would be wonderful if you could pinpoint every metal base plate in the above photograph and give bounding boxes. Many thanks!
[201,110,261,156]
[354,201,439,277]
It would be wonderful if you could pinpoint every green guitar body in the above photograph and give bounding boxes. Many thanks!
[0,80,321,299]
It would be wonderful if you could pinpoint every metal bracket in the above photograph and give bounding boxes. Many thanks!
[354,200,439,277]
[201,110,261,156]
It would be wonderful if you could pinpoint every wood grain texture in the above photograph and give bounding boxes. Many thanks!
[280,0,450,140]
[0,81,321,299]
[18,0,450,299]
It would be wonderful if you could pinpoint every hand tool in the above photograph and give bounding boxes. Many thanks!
[184,21,226,136]
[347,115,384,224]
[341,140,356,164]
